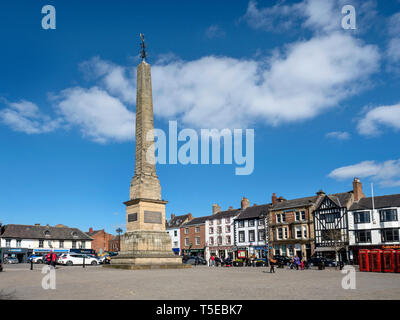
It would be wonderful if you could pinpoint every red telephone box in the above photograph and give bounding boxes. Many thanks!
[396,250,400,273]
[359,249,370,272]
[370,249,382,272]
[383,249,395,273]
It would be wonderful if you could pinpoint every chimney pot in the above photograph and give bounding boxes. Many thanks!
[212,204,221,215]
[353,177,365,202]
[272,193,278,205]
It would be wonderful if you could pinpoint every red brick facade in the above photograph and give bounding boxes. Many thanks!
[180,223,206,256]
[87,228,114,254]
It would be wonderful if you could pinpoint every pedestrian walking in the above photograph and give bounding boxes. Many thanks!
[45,252,51,265]
[295,256,299,270]
[301,259,304,270]
[50,251,57,268]
[269,258,276,273]
[211,255,215,267]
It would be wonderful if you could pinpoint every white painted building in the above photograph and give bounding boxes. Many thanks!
[233,202,270,260]
[166,213,193,255]
[0,223,92,263]
[205,205,240,262]
[348,194,400,262]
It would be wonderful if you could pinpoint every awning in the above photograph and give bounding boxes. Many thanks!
[172,248,180,253]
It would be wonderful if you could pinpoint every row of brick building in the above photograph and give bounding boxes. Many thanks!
[166,178,400,264]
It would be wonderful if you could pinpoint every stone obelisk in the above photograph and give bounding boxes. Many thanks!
[110,35,184,269]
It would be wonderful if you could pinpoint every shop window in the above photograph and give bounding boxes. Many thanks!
[379,209,398,222]
[354,211,371,224]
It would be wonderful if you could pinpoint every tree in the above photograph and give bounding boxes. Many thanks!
[324,229,347,268]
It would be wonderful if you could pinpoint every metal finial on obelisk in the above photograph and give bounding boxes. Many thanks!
[139,33,146,61]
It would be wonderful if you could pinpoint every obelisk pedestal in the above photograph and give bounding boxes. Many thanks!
[108,44,187,269]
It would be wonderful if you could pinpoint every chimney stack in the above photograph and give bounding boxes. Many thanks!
[272,193,277,205]
[241,197,250,210]
[277,196,286,203]
[89,227,93,233]
[187,213,193,221]
[171,213,175,220]
[212,204,221,215]
[228,206,233,210]
[316,190,325,197]
[353,178,365,202]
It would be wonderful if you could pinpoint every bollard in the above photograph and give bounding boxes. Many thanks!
[30,259,33,270]
[83,255,85,268]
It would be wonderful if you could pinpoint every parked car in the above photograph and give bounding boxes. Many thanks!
[98,255,111,264]
[5,257,19,264]
[273,255,291,266]
[307,257,338,267]
[58,253,99,266]
[183,256,207,265]
[221,258,233,267]
[27,255,45,264]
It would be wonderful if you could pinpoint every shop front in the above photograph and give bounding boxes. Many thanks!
[183,248,204,257]
[208,246,233,259]
[233,247,248,259]
[251,246,266,259]
[2,248,32,263]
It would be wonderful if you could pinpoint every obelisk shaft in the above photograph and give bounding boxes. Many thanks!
[129,61,161,200]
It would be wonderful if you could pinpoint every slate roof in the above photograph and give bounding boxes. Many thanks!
[1,224,92,241]
[350,194,400,211]
[207,208,241,220]
[326,191,353,208]
[182,216,211,227]
[271,196,319,211]
[235,204,271,220]
[166,214,192,229]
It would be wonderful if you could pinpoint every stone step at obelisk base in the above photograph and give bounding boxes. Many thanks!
[105,36,189,270]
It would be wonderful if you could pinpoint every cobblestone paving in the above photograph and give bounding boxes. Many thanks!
[1,264,399,300]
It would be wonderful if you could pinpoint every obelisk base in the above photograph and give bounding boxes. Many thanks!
[108,231,189,269]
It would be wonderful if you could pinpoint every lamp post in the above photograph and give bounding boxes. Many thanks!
[80,243,85,268]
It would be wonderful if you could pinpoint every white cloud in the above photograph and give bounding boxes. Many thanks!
[329,159,400,187]
[79,57,136,104]
[149,33,379,129]
[205,25,226,39]
[53,87,135,143]
[325,131,350,140]
[0,100,61,134]
[242,0,377,34]
[357,103,400,136]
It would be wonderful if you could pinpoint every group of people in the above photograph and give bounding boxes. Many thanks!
[268,256,305,273]
[45,251,58,268]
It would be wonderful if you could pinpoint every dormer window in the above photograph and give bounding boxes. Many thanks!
[72,231,78,238]
[44,230,51,237]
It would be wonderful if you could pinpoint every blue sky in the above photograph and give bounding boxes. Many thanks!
[1,0,400,234]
